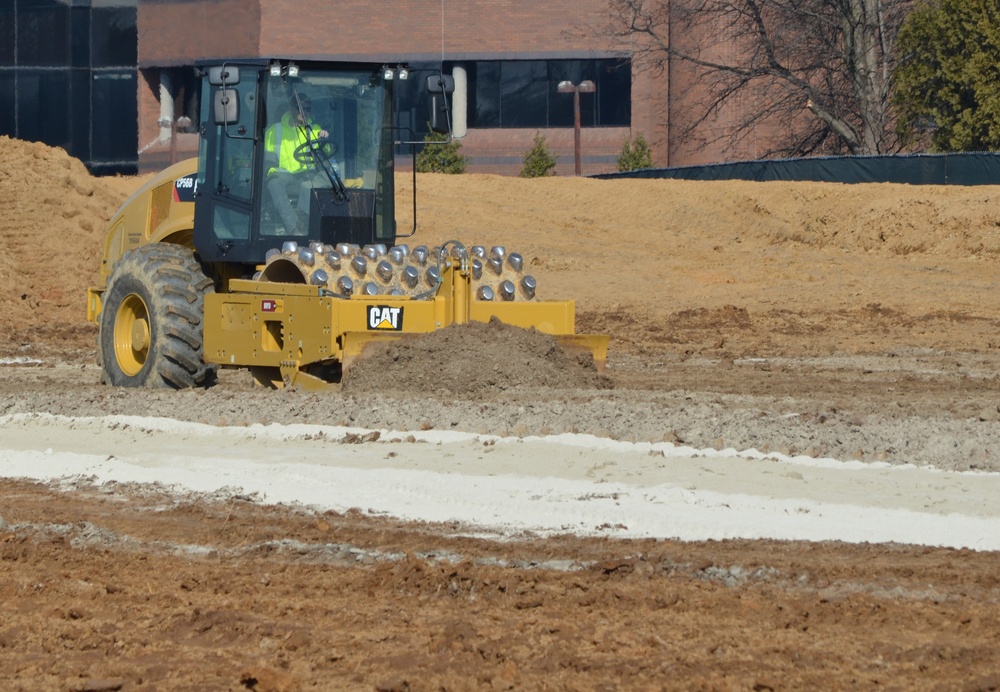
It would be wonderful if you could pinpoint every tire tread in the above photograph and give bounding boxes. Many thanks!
[99,243,216,388]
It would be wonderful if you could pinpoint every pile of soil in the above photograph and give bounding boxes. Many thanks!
[343,316,612,396]
[7,134,1000,365]
[397,172,1000,357]
[0,136,140,354]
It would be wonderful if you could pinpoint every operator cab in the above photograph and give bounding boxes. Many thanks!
[192,59,412,266]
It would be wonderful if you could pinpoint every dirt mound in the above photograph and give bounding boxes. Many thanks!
[7,134,1000,364]
[343,317,612,397]
[0,136,142,346]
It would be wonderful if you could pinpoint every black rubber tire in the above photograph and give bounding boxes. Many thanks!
[98,243,216,388]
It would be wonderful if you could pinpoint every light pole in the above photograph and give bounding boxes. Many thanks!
[557,79,595,176]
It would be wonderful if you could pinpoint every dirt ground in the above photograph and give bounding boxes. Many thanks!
[3,135,1000,689]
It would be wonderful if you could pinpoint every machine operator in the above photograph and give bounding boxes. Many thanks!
[264,95,333,234]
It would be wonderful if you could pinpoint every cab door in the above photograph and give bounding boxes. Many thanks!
[193,64,262,264]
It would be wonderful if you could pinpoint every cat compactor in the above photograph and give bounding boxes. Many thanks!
[87,59,607,390]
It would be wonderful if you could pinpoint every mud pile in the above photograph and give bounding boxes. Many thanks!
[0,136,138,342]
[7,134,1000,364]
[343,317,612,397]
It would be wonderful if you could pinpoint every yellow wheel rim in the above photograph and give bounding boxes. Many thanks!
[113,293,151,377]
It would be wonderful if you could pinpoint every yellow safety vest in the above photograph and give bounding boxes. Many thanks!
[265,113,326,175]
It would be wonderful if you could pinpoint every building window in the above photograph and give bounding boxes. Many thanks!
[0,8,14,67]
[91,6,138,69]
[396,58,631,138]
[17,5,69,67]
[93,71,138,163]
[472,59,630,129]
[0,1,137,174]
[15,70,70,145]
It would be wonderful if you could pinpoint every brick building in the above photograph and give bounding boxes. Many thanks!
[139,0,647,175]
[1,0,770,176]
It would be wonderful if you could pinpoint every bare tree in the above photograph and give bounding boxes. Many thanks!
[599,0,911,157]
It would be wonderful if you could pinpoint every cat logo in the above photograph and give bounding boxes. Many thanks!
[367,305,403,331]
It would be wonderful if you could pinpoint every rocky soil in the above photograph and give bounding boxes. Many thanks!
[2,135,1000,689]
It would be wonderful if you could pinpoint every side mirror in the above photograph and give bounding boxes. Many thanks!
[427,74,455,93]
[427,74,455,134]
[207,65,240,86]
[213,88,239,125]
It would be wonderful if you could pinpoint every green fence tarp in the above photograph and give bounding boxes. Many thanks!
[595,153,1000,185]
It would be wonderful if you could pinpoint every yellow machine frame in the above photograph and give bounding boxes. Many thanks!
[205,258,608,390]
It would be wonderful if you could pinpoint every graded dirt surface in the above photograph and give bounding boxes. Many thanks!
[3,135,1000,689]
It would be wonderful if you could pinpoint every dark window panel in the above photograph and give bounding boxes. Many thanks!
[17,70,70,148]
[92,70,137,162]
[17,7,70,67]
[549,94,573,128]
[597,59,631,127]
[0,73,14,135]
[393,58,631,134]
[17,0,66,8]
[71,6,90,68]
[473,61,500,128]
[70,68,91,163]
[500,61,547,128]
[0,9,14,66]
[91,7,137,68]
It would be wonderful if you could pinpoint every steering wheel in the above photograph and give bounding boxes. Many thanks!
[293,136,336,166]
[291,136,349,204]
